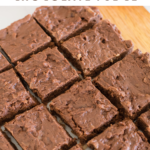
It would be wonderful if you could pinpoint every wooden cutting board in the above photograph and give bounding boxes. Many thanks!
[98,6,150,53]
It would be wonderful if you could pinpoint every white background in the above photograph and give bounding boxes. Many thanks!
[0,6,150,30]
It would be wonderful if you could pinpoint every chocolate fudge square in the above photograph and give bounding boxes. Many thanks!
[50,78,118,143]
[33,6,102,44]
[16,47,80,103]
[61,20,133,77]
[87,119,150,150]
[5,104,75,150]
[0,14,51,64]
[70,144,83,150]
[93,49,150,120]
[0,69,38,124]
[137,110,150,141]
[0,130,14,150]
[0,51,12,73]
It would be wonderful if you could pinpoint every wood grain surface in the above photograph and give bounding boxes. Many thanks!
[98,6,150,53]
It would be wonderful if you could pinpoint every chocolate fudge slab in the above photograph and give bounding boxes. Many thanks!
[50,78,118,143]
[0,69,38,124]
[0,130,14,150]
[93,49,150,120]
[16,47,80,103]
[70,144,83,150]
[33,6,102,44]
[0,51,12,73]
[61,20,133,77]
[5,104,75,150]
[87,119,150,150]
[137,110,150,141]
[0,14,51,64]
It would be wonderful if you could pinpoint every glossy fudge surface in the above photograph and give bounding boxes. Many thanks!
[33,6,102,43]
[0,69,37,124]
[93,49,150,120]
[62,20,133,77]
[50,78,118,142]
[16,47,80,102]
[0,15,51,64]
[5,104,74,150]
[87,119,150,150]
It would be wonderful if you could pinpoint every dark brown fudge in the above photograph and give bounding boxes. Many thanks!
[0,130,14,150]
[137,110,150,141]
[61,20,133,77]
[0,50,12,73]
[50,78,118,143]
[93,49,150,120]
[0,14,51,64]
[0,69,38,124]
[87,119,150,150]
[16,47,80,103]
[33,6,102,44]
[5,104,75,150]
[70,144,83,150]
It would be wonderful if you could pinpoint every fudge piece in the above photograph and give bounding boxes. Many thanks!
[0,69,38,124]
[93,49,150,120]
[0,50,12,73]
[87,119,150,150]
[0,14,51,64]
[16,47,80,103]
[33,6,102,44]
[70,144,83,150]
[50,78,118,143]
[5,104,75,150]
[61,20,133,77]
[0,130,14,150]
[137,110,150,141]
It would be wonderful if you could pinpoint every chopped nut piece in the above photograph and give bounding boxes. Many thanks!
[125,101,131,107]
[143,77,149,84]
[116,54,120,57]
[77,54,82,60]
[106,132,112,139]
[60,40,63,44]
[120,91,126,97]
[84,69,90,75]
[110,59,113,63]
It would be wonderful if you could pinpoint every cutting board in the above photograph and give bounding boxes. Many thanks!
[98,6,150,53]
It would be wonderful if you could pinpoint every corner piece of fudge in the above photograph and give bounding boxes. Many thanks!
[5,104,75,150]
[0,69,38,124]
[0,14,51,64]
[33,6,102,44]
[61,20,133,77]
[87,119,150,150]
[93,49,150,120]
[16,47,80,103]
[50,77,118,143]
